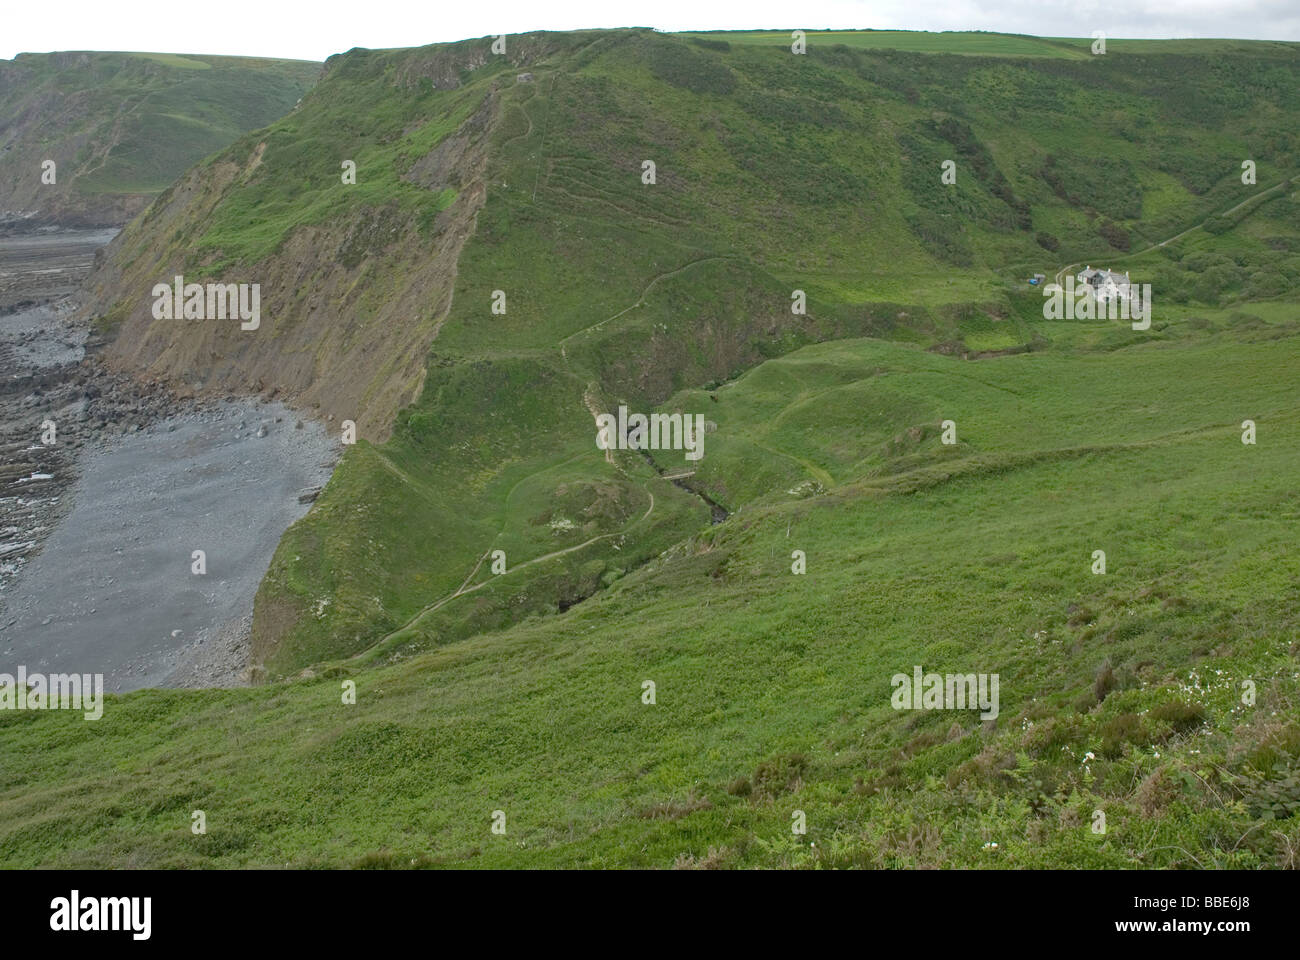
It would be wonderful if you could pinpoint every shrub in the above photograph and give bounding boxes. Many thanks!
[1137,767,1179,817]
[1099,220,1131,251]
[1150,700,1206,733]
[725,776,752,797]
[1093,661,1117,702]
[750,752,809,800]
[1243,764,1300,820]
[1100,713,1148,758]
[1203,214,1233,235]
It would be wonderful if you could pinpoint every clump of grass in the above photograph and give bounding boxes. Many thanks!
[904,730,942,757]
[1067,604,1096,627]
[353,849,438,869]
[1094,660,1117,703]
[638,789,713,820]
[672,845,730,869]
[946,746,1016,789]
[1136,767,1179,818]
[725,776,752,797]
[750,753,809,801]
[1024,715,1078,756]
[1242,722,1300,774]
[1100,713,1149,758]
[1150,700,1207,734]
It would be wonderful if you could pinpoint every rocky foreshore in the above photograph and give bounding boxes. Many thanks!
[0,228,338,691]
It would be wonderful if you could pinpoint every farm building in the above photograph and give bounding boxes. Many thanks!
[1076,266,1132,303]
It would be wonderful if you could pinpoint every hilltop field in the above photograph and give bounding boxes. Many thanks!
[2,29,1299,868]
[0,51,320,226]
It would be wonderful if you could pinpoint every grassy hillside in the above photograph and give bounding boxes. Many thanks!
[685,29,1092,58]
[3,320,1298,868]
[3,29,1299,868]
[0,50,320,226]
[250,28,1300,672]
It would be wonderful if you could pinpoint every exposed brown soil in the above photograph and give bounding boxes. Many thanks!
[76,94,498,443]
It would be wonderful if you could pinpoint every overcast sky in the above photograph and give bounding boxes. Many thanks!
[4,0,1298,62]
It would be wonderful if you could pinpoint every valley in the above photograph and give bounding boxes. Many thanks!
[0,27,1297,870]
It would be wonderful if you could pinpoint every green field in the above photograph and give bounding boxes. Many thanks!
[683,29,1091,58]
[4,316,1299,868]
[3,29,1299,868]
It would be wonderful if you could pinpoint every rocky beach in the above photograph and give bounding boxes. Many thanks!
[0,227,338,690]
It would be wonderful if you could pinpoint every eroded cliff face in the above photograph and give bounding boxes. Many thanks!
[73,45,518,441]
[81,112,493,440]
[64,31,615,441]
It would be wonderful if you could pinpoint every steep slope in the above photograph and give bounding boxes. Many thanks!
[0,51,320,227]
[2,319,1299,868]
[73,30,1300,675]
[76,34,603,439]
[9,29,1296,868]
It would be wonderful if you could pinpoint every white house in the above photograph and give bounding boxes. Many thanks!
[1076,265,1133,304]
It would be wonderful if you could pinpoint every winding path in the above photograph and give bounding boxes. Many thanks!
[370,481,656,645]
[1052,175,1296,287]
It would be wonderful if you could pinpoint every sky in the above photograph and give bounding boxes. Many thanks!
[3,0,1299,61]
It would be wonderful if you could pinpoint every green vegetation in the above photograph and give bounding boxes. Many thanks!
[684,30,1092,59]
[4,319,1299,868]
[0,50,320,223]
[4,29,1300,868]
[190,53,486,266]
